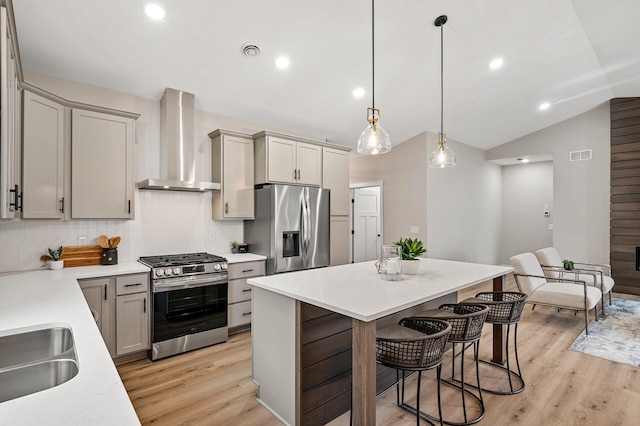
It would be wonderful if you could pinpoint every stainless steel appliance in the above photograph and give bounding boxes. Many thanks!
[244,184,330,275]
[138,252,228,360]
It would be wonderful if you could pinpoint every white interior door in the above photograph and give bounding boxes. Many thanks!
[352,186,381,262]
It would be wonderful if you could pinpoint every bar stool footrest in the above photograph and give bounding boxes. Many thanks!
[450,359,525,395]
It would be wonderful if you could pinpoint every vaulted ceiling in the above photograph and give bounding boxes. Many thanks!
[12,0,640,150]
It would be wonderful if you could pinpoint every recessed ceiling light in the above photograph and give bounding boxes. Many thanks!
[489,58,503,69]
[144,4,166,20]
[539,102,550,111]
[275,56,290,69]
[352,87,366,98]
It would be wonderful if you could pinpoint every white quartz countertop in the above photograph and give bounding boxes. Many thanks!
[0,262,149,425]
[222,253,267,264]
[248,258,513,322]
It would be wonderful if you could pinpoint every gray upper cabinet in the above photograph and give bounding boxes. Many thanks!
[0,6,22,220]
[254,132,322,186]
[71,109,135,219]
[210,129,255,219]
[22,90,65,219]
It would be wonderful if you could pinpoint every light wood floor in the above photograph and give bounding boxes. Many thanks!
[118,277,640,426]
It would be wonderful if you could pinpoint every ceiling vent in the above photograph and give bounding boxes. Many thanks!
[569,149,592,162]
[241,42,260,57]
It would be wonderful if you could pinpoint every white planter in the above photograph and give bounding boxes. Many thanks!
[402,259,420,275]
[49,260,64,270]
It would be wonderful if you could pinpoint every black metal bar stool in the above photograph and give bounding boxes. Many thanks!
[415,303,489,426]
[376,318,452,426]
[460,291,527,395]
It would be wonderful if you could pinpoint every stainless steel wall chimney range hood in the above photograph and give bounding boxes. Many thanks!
[137,88,220,192]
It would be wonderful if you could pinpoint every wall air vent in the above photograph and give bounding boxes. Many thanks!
[569,149,592,162]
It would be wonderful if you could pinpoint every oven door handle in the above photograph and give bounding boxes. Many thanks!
[153,274,228,293]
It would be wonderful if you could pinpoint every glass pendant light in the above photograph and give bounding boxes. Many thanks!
[429,15,456,168]
[357,0,391,155]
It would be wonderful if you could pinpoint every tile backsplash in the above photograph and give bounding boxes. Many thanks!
[0,190,244,272]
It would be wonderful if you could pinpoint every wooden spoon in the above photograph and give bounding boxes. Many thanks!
[110,236,121,248]
[96,235,109,248]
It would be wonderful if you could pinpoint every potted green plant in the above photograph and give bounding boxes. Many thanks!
[562,259,574,271]
[230,241,239,254]
[47,246,64,270]
[393,237,426,275]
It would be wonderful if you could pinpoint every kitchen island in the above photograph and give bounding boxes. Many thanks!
[0,263,149,426]
[248,258,513,426]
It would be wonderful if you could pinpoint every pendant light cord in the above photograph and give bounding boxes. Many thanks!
[372,0,375,110]
[440,22,443,136]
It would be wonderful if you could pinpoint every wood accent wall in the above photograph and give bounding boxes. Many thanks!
[610,98,640,295]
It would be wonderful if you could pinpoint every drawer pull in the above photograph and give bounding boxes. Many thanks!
[242,311,252,316]
[241,269,254,273]
[242,288,252,292]
[124,283,143,287]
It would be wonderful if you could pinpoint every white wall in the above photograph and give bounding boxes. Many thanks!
[0,72,310,272]
[350,132,502,264]
[426,133,502,264]
[487,103,610,263]
[500,161,554,263]
[350,132,428,246]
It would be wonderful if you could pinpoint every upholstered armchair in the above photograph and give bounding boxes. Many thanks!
[534,247,614,315]
[509,252,602,334]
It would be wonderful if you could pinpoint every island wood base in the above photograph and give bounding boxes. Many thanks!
[253,287,455,426]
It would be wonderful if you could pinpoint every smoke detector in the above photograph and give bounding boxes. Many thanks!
[241,42,261,57]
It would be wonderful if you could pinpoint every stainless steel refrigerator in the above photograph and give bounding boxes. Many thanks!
[244,184,330,275]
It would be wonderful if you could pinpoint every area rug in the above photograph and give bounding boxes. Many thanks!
[570,298,640,368]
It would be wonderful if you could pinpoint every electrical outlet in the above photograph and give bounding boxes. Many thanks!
[410,226,419,234]
[209,232,216,242]
[548,224,554,231]
[77,236,87,246]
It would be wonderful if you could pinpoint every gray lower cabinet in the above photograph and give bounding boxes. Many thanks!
[79,272,150,359]
[227,260,265,333]
[79,277,114,356]
[115,274,149,356]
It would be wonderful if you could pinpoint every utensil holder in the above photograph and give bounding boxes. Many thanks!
[101,248,118,265]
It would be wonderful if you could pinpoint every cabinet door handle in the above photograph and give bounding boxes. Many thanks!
[9,185,19,211]
[242,311,252,316]
[242,269,254,273]
[242,288,252,292]
[297,169,301,180]
[143,297,147,313]
[104,284,107,301]
[128,200,131,214]
[60,197,65,213]
[225,202,229,214]
[124,283,143,287]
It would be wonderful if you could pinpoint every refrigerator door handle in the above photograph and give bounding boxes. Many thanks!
[301,189,311,268]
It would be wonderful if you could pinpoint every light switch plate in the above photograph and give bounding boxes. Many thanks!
[410,226,419,234]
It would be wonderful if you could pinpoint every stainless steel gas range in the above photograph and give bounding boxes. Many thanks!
[138,252,228,360]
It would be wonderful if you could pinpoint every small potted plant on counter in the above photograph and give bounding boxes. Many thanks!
[47,246,64,270]
[393,237,426,275]
[231,241,240,254]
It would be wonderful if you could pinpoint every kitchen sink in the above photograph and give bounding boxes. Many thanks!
[0,325,79,403]
[0,326,75,369]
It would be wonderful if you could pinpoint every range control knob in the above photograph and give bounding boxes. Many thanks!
[221,263,228,270]
[213,263,221,271]
[173,267,181,275]
[156,269,164,277]
[165,268,173,276]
